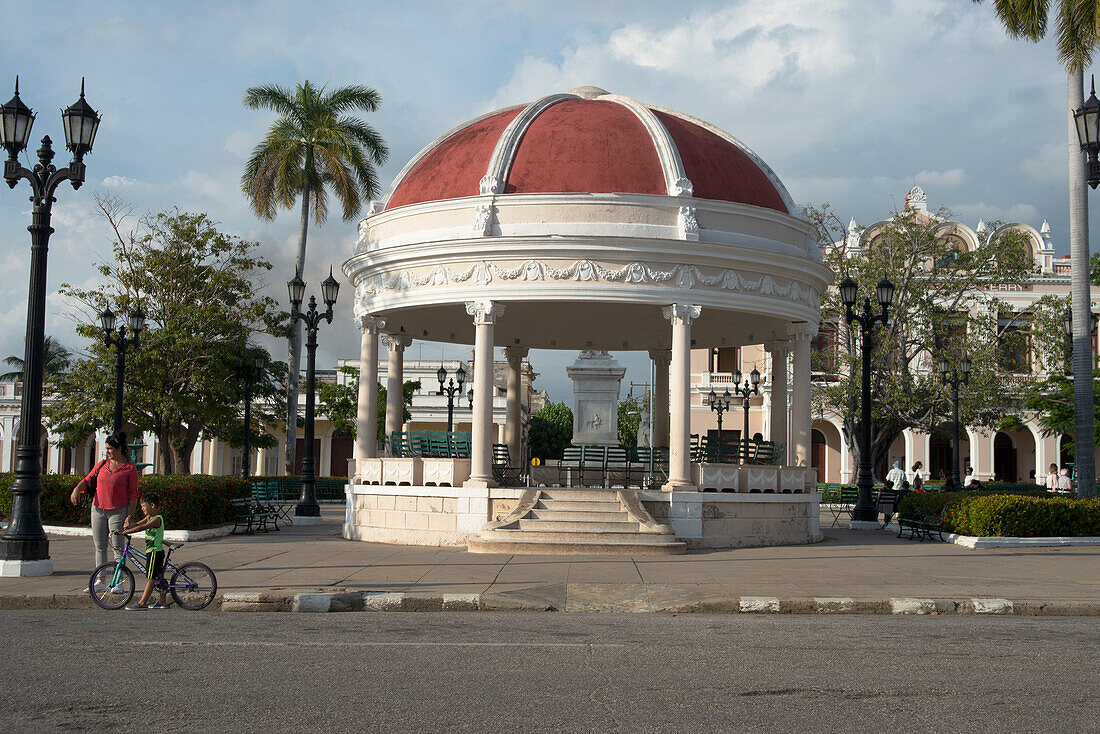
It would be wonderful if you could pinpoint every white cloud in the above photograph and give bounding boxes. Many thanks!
[100,175,142,187]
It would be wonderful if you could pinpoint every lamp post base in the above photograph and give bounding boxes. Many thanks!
[847,520,883,531]
[291,515,323,526]
[0,558,53,577]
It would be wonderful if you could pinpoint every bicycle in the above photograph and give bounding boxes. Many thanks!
[89,534,217,611]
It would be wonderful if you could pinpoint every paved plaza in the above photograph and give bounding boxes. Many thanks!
[1,506,1097,613]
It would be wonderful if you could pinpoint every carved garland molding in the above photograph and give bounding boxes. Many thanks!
[355,259,819,306]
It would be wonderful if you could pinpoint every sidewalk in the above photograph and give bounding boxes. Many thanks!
[1,506,1097,614]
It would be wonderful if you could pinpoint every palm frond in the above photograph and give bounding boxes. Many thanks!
[1057,0,1100,70]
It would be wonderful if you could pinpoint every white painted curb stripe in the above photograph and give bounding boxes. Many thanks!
[738,596,780,613]
[363,592,405,611]
[890,598,936,615]
[971,598,1013,614]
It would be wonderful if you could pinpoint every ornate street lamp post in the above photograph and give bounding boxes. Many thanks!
[239,351,267,479]
[0,78,100,576]
[437,362,467,433]
[839,274,896,522]
[99,306,145,436]
[729,368,762,463]
[938,354,971,489]
[707,389,732,434]
[1069,77,1099,498]
[287,268,339,523]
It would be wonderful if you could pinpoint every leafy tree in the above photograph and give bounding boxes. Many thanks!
[48,196,288,474]
[1024,370,1100,452]
[617,395,645,449]
[529,401,574,461]
[810,204,1036,479]
[316,365,419,440]
[1091,252,1100,286]
[241,80,389,475]
[976,0,1099,497]
[0,336,72,384]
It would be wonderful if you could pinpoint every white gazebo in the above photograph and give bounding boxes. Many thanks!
[342,87,831,552]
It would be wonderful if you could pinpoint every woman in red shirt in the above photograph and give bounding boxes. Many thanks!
[69,433,139,575]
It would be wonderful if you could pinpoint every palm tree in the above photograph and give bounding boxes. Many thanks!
[242,81,388,473]
[976,0,1098,498]
[0,336,73,385]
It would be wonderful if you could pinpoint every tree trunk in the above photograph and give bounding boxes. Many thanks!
[1067,68,1097,499]
[156,433,174,475]
[285,179,311,475]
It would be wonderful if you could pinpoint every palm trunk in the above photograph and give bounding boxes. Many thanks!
[1067,69,1097,499]
[285,179,311,475]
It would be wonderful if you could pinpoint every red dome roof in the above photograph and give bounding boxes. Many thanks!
[384,91,790,214]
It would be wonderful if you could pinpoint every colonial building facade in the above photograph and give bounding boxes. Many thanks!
[688,186,1100,487]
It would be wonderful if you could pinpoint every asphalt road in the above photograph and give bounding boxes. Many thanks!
[3,611,1096,733]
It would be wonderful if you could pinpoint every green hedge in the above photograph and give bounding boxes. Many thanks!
[0,473,251,530]
[899,490,1100,537]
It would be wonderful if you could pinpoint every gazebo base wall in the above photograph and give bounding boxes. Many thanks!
[640,491,822,550]
[343,485,526,547]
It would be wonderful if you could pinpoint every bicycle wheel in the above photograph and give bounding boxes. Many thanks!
[169,562,217,610]
[89,564,135,610]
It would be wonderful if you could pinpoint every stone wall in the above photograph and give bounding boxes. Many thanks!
[640,491,821,549]
[344,485,526,546]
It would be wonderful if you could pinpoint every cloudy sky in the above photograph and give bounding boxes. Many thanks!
[1,0,1094,403]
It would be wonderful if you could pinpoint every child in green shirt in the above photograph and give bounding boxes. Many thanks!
[116,492,169,610]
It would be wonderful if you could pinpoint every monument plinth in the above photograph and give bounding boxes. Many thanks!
[567,351,626,446]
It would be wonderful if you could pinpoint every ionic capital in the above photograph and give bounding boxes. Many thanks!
[504,346,529,364]
[764,339,791,356]
[466,300,505,325]
[661,303,701,326]
[381,333,412,352]
[648,348,672,366]
[787,321,818,342]
[355,314,386,334]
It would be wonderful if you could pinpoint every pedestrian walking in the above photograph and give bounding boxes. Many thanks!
[69,433,139,582]
[886,460,906,488]
[1046,464,1060,492]
[911,461,924,492]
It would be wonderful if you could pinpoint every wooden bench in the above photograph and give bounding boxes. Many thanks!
[229,497,274,535]
[897,511,946,542]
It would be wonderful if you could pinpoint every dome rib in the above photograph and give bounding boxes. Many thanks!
[480,93,580,195]
[600,94,692,197]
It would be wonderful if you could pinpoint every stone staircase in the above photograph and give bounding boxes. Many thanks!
[467,488,686,555]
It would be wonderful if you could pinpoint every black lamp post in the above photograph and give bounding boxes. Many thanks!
[0,78,100,573]
[287,268,339,521]
[437,363,467,433]
[839,274,896,522]
[707,389,732,434]
[729,367,762,463]
[938,354,971,489]
[100,306,145,436]
[1069,78,1099,499]
[239,351,267,479]
[467,388,474,409]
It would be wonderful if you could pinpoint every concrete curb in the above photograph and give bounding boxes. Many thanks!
[5,592,1094,615]
[0,522,236,542]
[879,523,1100,549]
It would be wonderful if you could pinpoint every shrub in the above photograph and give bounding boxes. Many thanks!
[0,473,250,530]
[899,490,1100,537]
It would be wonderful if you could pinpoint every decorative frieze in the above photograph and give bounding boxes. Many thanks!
[357,259,818,305]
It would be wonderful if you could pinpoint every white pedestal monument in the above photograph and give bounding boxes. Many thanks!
[567,351,626,446]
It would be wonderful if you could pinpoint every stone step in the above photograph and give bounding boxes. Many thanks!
[536,500,622,513]
[539,489,621,502]
[528,509,631,522]
[479,528,677,544]
[467,535,686,556]
[517,519,641,533]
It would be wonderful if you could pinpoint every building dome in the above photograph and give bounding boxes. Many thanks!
[384,88,791,214]
[345,88,828,352]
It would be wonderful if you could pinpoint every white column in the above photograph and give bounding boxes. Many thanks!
[381,333,411,455]
[788,323,816,469]
[649,349,671,448]
[354,315,384,467]
[504,346,528,464]
[661,304,700,492]
[765,340,790,464]
[465,301,504,487]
